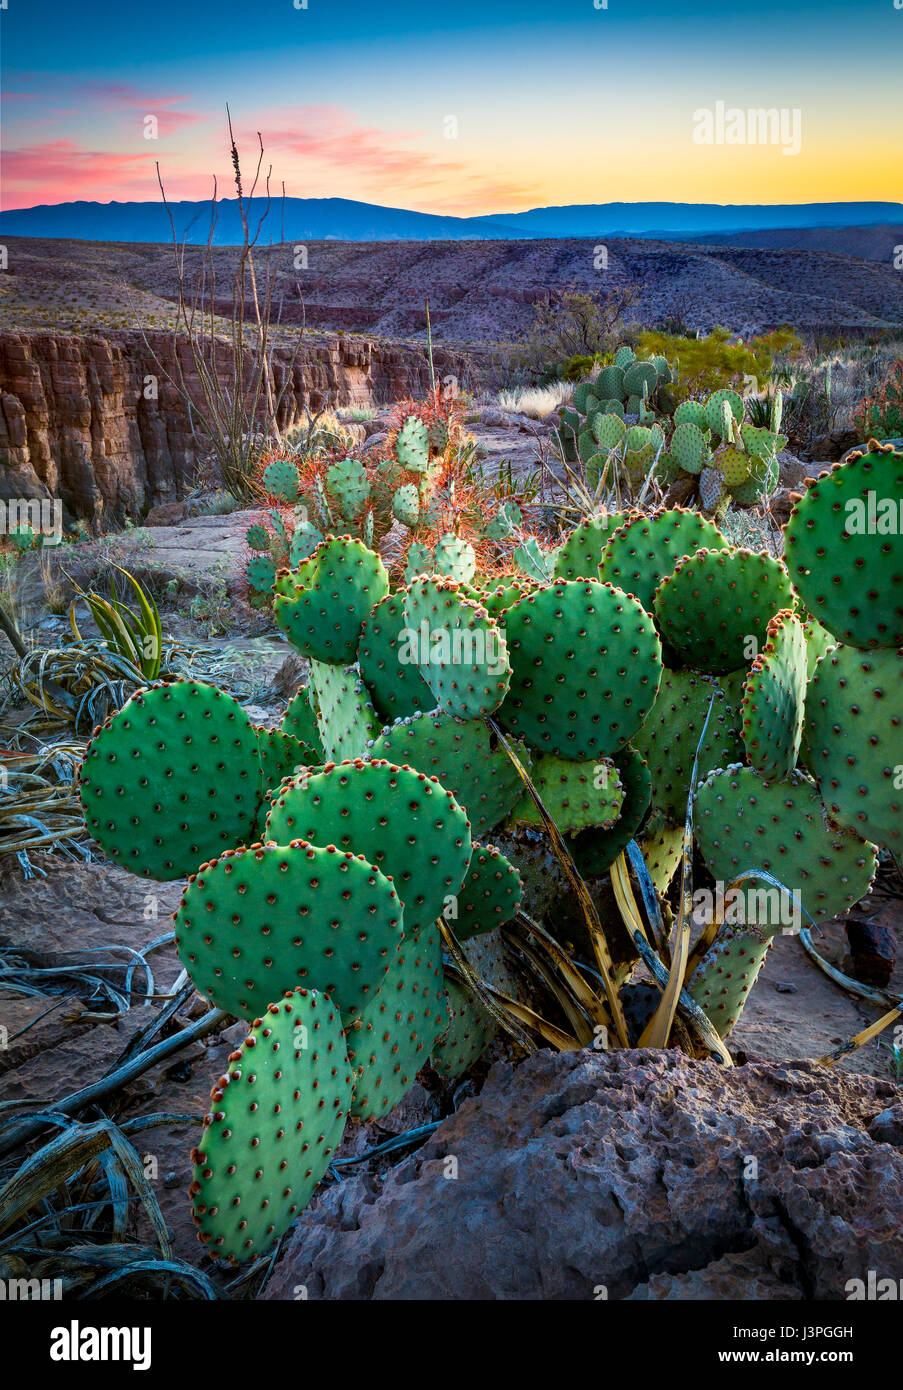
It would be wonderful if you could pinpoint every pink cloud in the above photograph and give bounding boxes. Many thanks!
[3,140,156,204]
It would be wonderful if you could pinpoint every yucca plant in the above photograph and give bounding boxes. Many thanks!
[69,566,163,682]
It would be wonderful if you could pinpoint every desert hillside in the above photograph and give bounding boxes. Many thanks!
[2,233,902,340]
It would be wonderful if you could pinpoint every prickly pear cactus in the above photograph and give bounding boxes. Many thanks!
[174,840,403,1022]
[265,758,472,937]
[79,680,262,880]
[368,710,525,839]
[403,577,511,720]
[654,548,795,675]
[598,507,725,614]
[508,753,624,834]
[783,441,903,649]
[449,842,523,941]
[694,764,878,929]
[740,609,807,780]
[189,989,353,1262]
[500,580,663,760]
[274,536,389,665]
[347,922,447,1119]
[806,643,903,856]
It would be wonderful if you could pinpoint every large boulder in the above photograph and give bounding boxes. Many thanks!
[263,1049,903,1300]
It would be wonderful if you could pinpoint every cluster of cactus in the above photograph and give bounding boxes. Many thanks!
[246,406,529,606]
[557,346,678,467]
[76,439,900,1262]
[557,348,787,515]
[660,387,787,512]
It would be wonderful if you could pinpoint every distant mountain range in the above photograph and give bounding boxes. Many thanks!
[2,197,902,245]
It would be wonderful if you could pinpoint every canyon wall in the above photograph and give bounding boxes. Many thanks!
[0,331,471,524]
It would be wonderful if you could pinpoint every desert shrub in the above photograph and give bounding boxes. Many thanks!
[496,383,573,417]
[636,328,802,398]
[855,360,903,441]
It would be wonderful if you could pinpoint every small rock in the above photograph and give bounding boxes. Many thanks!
[775,982,798,994]
[361,432,389,454]
[478,409,510,429]
[145,501,188,527]
[868,1105,903,1147]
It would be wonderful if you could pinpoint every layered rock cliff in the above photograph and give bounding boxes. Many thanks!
[0,331,469,524]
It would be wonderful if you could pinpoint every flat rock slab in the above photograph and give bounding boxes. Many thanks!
[263,1049,903,1301]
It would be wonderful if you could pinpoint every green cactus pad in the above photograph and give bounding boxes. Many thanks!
[395,416,431,472]
[189,989,352,1262]
[246,554,277,593]
[255,727,318,798]
[309,660,381,761]
[740,609,807,780]
[175,840,403,1021]
[404,540,434,585]
[596,365,626,401]
[500,580,663,760]
[694,764,878,927]
[741,425,785,460]
[674,400,709,431]
[624,361,659,398]
[479,578,538,623]
[671,421,710,475]
[513,536,555,583]
[554,512,627,581]
[688,925,776,1039]
[803,616,837,678]
[704,388,744,437]
[403,578,511,720]
[718,446,749,487]
[348,922,446,1118]
[326,457,370,518]
[614,346,636,369]
[783,444,903,648]
[392,482,421,528]
[633,669,744,825]
[432,534,477,584]
[289,521,325,566]
[485,500,523,541]
[369,710,525,839]
[281,687,325,760]
[357,590,435,723]
[592,412,627,451]
[573,383,593,414]
[509,752,623,835]
[262,459,300,503]
[246,524,270,552]
[570,745,653,877]
[274,536,389,665]
[265,757,471,937]
[598,507,725,614]
[654,547,795,675]
[448,842,523,941]
[806,643,903,855]
[637,820,685,895]
[653,451,682,486]
[79,680,261,880]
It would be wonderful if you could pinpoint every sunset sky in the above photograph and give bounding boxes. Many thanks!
[2,0,901,214]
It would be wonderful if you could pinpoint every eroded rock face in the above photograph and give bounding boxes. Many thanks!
[263,1049,903,1301]
[0,331,466,524]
